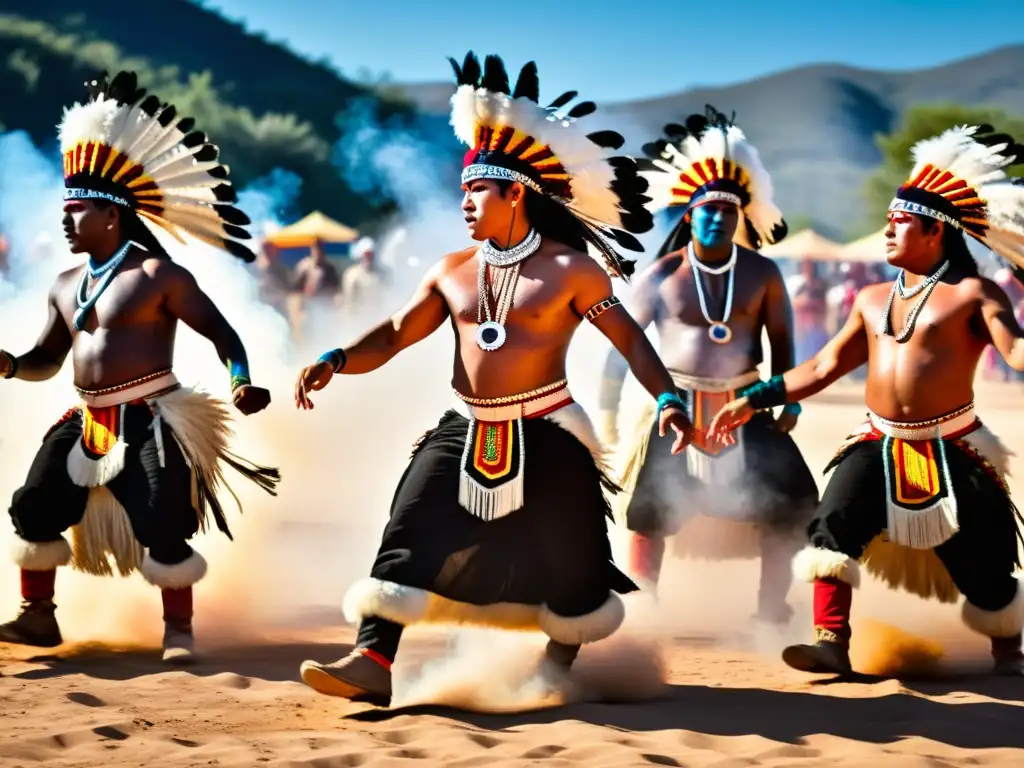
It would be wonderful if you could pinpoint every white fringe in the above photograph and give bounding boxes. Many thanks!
[686,442,746,486]
[10,536,72,570]
[66,439,128,488]
[458,417,526,521]
[140,550,208,589]
[882,434,959,549]
[70,486,143,577]
[962,577,1024,638]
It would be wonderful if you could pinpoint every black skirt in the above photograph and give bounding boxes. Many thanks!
[810,437,1023,612]
[9,405,198,564]
[626,409,819,537]
[359,409,636,624]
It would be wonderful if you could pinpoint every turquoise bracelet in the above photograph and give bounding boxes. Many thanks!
[318,348,346,373]
[744,374,788,411]
[228,359,251,391]
[657,391,686,414]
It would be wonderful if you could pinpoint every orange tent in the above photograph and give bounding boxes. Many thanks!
[760,229,844,260]
[264,211,359,249]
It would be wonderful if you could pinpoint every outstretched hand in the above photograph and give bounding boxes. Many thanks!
[707,397,754,444]
[658,406,693,455]
[295,360,334,410]
[233,385,271,415]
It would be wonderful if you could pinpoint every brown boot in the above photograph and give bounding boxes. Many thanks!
[300,649,392,705]
[0,600,63,648]
[992,634,1024,677]
[782,627,853,674]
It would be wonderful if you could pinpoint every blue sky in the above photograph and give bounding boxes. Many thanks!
[201,0,1021,102]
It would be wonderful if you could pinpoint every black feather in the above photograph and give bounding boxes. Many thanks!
[664,122,688,137]
[208,165,229,179]
[192,144,219,163]
[641,140,668,159]
[211,184,236,203]
[547,90,577,110]
[685,114,709,135]
[215,204,251,226]
[481,55,510,94]
[974,124,995,135]
[610,229,645,251]
[224,239,256,263]
[619,209,655,236]
[176,117,195,134]
[103,71,144,105]
[975,132,1014,148]
[156,104,177,127]
[586,130,624,149]
[182,131,207,148]
[223,224,251,240]
[462,51,481,85]
[771,220,789,243]
[512,61,540,102]
[567,101,596,119]
[447,56,462,83]
[138,95,161,116]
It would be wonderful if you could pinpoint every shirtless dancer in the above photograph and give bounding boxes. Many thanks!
[0,71,279,661]
[599,107,818,624]
[710,125,1024,675]
[294,52,693,705]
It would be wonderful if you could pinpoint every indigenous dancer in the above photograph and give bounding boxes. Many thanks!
[598,107,818,625]
[709,125,1024,675]
[294,52,694,704]
[0,71,280,662]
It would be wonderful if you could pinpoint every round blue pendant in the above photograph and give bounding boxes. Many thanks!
[709,322,732,344]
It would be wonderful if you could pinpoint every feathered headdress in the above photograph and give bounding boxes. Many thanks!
[890,125,1024,267]
[58,71,255,262]
[449,52,653,279]
[638,105,787,251]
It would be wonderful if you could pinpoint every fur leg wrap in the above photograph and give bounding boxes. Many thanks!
[140,550,208,589]
[962,578,1024,639]
[342,577,541,631]
[792,546,861,588]
[539,593,625,645]
[11,536,72,571]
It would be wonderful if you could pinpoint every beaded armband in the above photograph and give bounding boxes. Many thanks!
[744,374,788,411]
[228,359,251,392]
[583,295,621,322]
[318,348,347,373]
[1,350,17,380]
[782,402,803,416]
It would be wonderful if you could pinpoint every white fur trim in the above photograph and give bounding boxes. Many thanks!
[140,550,208,588]
[67,439,128,488]
[10,536,72,570]
[539,593,625,645]
[962,577,1024,638]
[792,546,861,588]
[342,577,541,631]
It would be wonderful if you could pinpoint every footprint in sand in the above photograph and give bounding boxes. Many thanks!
[522,745,566,759]
[466,733,503,749]
[66,692,106,708]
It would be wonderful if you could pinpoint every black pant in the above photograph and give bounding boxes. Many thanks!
[810,440,1021,612]
[9,406,199,566]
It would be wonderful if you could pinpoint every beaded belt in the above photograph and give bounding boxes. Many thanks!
[868,403,977,441]
[76,370,180,408]
[453,379,573,422]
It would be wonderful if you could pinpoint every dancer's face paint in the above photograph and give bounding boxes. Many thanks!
[884,210,944,272]
[690,200,739,248]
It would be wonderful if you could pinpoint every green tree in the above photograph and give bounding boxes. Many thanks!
[863,103,1024,229]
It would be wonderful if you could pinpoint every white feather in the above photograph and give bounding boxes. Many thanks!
[58,97,119,154]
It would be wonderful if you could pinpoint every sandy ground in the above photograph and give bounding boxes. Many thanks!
[2,378,1024,767]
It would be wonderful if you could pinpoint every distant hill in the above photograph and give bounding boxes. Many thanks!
[0,1,447,230]
[396,46,1024,239]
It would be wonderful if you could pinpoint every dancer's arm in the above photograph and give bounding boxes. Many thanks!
[978,277,1024,370]
[0,284,72,382]
[295,260,450,409]
[597,260,663,420]
[708,291,870,440]
[574,259,692,454]
[762,260,801,432]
